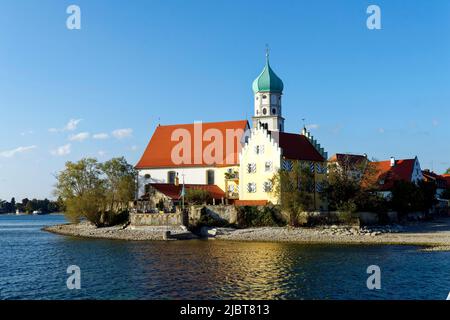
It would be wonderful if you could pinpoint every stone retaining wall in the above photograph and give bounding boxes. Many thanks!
[189,205,238,225]
[130,212,187,226]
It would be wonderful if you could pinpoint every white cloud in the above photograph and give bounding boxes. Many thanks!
[49,118,82,133]
[93,133,109,140]
[0,145,37,158]
[306,124,320,130]
[64,119,82,131]
[20,130,34,136]
[51,144,71,156]
[112,128,133,139]
[69,132,90,142]
[98,150,107,157]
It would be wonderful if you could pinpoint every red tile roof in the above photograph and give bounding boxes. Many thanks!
[422,170,447,189]
[441,174,450,188]
[329,153,368,167]
[136,120,249,169]
[234,200,268,206]
[150,183,225,200]
[277,132,324,162]
[369,159,416,191]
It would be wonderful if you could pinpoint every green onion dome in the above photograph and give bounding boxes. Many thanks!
[252,55,284,94]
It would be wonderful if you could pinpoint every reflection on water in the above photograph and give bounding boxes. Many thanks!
[1,215,450,300]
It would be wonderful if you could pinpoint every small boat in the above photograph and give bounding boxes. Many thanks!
[16,209,26,215]
[32,210,42,215]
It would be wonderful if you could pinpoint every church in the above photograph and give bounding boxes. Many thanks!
[135,53,328,209]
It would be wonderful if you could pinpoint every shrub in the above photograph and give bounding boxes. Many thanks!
[185,189,212,205]
[237,205,285,228]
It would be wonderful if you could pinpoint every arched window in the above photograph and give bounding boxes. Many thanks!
[206,170,215,185]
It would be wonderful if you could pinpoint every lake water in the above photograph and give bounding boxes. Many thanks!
[0,214,449,300]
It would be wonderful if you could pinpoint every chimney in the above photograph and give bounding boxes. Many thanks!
[390,157,396,167]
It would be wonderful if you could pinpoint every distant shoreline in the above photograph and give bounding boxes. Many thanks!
[43,217,450,251]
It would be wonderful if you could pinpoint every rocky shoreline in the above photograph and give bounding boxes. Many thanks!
[43,218,450,251]
[43,222,199,241]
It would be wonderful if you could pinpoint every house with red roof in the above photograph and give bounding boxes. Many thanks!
[422,170,449,199]
[328,153,369,181]
[369,157,424,197]
[135,54,328,209]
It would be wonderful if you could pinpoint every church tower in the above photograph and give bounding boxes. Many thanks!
[251,51,285,132]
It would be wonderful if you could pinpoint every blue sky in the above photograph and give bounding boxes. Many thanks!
[0,0,449,200]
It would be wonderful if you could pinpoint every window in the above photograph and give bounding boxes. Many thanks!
[247,183,256,193]
[144,184,151,194]
[272,108,277,115]
[315,182,324,193]
[282,159,293,171]
[247,163,256,173]
[316,163,326,174]
[309,162,315,173]
[262,95,267,99]
[263,181,272,192]
[168,171,176,184]
[228,184,235,192]
[206,170,215,185]
[265,161,273,172]
[254,145,264,155]
[262,108,267,115]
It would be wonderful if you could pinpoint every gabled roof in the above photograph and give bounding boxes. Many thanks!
[329,153,368,167]
[422,170,447,188]
[440,174,450,188]
[369,159,416,191]
[136,120,249,169]
[277,132,325,162]
[150,183,225,200]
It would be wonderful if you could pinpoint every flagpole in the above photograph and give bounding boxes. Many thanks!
[181,174,185,211]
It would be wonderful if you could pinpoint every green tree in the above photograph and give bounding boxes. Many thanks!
[10,197,16,211]
[390,180,436,217]
[100,157,136,209]
[54,158,105,224]
[271,161,315,226]
[445,168,450,174]
[54,157,136,226]
[25,201,35,213]
[324,160,384,214]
